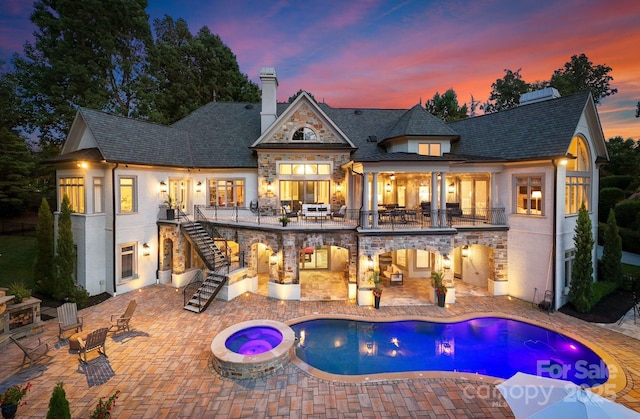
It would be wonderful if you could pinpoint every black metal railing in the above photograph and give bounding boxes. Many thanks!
[183,270,204,307]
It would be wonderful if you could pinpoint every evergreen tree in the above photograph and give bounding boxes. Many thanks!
[46,382,71,419]
[569,203,594,313]
[601,208,622,285]
[34,198,55,295]
[54,195,75,300]
[424,88,468,121]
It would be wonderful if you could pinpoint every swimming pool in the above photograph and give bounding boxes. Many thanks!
[290,316,609,386]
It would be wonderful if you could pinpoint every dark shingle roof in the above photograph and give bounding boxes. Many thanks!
[447,91,591,160]
[80,108,193,167]
[68,91,593,168]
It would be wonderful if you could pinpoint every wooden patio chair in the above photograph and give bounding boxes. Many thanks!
[57,302,83,339]
[78,327,109,363]
[10,334,49,369]
[110,299,137,333]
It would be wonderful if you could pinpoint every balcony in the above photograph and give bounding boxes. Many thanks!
[177,205,507,232]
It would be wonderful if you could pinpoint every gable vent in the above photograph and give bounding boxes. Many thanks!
[367,135,378,142]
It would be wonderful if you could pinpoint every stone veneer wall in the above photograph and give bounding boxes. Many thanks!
[254,103,351,214]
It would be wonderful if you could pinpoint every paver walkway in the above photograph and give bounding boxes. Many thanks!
[1,285,639,418]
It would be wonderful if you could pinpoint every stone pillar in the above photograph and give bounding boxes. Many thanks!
[362,171,370,228]
[440,172,448,226]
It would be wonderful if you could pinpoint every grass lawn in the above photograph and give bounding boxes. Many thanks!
[0,234,37,289]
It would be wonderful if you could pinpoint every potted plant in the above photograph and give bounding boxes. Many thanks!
[372,270,382,309]
[1,382,31,418]
[164,196,175,220]
[278,214,289,227]
[432,271,447,307]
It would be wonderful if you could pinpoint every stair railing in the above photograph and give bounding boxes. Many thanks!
[183,269,204,307]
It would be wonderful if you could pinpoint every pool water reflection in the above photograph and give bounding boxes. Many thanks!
[291,317,608,386]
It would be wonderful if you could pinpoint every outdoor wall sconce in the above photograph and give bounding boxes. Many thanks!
[76,161,88,169]
[142,243,151,256]
[390,173,395,181]
[385,183,391,193]
[266,181,273,196]
[447,183,455,194]
[195,181,203,193]
[367,255,374,271]
[270,253,278,265]
[159,181,168,194]
[443,254,451,270]
[461,245,470,258]
[335,183,342,193]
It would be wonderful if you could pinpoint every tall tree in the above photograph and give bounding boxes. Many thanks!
[144,15,260,124]
[481,69,530,113]
[550,53,617,104]
[0,63,34,215]
[600,209,622,285]
[287,89,317,103]
[13,0,152,147]
[54,195,75,300]
[33,198,55,295]
[569,203,594,313]
[602,136,640,177]
[424,89,468,121]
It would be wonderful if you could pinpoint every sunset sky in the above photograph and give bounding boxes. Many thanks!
[1,0,639,140]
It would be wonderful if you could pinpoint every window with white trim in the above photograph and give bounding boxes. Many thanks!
[208,179,245,207]
[59,177,85,213]
[278,163,331,206]
[564,249,576,290]
[291,127,318,141]
[119,176,136,213]
[93,177,104,213]
[565,136,591,215]
[514,175,543,215]
[120,243,137,281]
[418,143,441,156]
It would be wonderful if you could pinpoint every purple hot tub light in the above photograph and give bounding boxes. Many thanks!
[225,326,283,355]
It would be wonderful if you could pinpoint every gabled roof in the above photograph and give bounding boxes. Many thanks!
[79,107,193,167]
[382,104,458,140]
[448,91,592,161]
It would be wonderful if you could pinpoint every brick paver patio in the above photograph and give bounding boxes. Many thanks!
[1,285,639,418]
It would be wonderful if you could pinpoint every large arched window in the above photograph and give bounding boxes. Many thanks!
[565,136,591,214]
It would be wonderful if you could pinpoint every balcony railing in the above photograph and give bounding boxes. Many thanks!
[178,205,507,231]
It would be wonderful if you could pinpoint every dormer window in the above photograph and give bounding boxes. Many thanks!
[292,127,317,141]
[418,143,441,156]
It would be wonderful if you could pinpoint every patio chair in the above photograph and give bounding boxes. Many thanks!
[10,335,49,369]
[110,299,137,333]
[281,205,299,221]
[57,302,83,339]
[78,327,109,363]
[331,205,346,220]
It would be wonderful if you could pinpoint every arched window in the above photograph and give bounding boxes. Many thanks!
[565,136,591,215]
[291,127,317,142]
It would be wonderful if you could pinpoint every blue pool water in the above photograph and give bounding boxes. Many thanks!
[291,317,608,386]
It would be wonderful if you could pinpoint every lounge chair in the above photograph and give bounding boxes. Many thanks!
[10,335,50,368]
[281,205,299,221]
[57,302,83,339]
[110,300,137,333]
[78,327,109,363]
[331,205,347,220]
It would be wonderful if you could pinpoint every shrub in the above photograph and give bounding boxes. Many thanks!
[598,187,625,222]
[600,209,622,284]
[68,285,90,309]
[569,204,594,313]
[589,281,618,307]
[614,200,640,230]
[7,282,31,304]
[619,227,640,254]
[46,382,70,419]
[599,175,634,191]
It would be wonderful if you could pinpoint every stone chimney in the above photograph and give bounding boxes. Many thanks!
[260,67,278,133]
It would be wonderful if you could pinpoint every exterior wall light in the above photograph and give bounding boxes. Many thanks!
[77,161,88,169]
[142,243,151,256]
[385,183,391,193]
[336,183,342,193]
[442,254,451,270]
[448,183,455,194]
[159,181,168,194]
[367,255,374,271]
[270,252,278,265]
[196,181,203,193]
[461,245,470,258]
